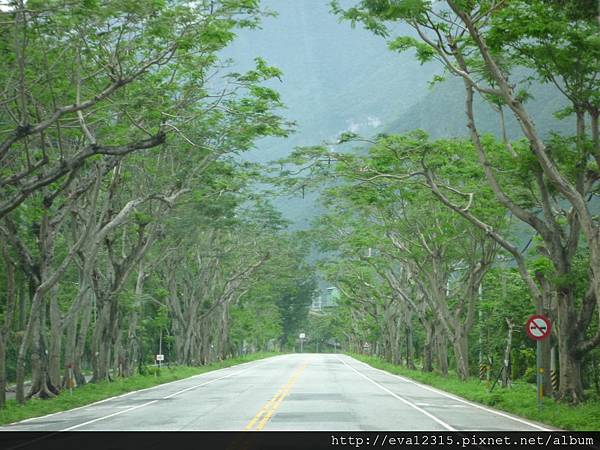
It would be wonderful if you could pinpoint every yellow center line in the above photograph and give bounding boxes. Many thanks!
[243,387,284,431]
[244,360,309,431]
[255,363,307,430]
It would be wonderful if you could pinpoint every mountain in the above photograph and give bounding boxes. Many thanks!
[223,2,575,231]
[384,75,573,139]
[222,1,444,228]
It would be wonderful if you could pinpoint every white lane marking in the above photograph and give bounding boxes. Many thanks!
[336,356,455,431]
[60,358,279,431]
[61,400,159,431]
[348,357,551,431]
[5,355,288,428]
[15,389,140,425]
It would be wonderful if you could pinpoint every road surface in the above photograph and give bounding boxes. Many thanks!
[0,353,550,431]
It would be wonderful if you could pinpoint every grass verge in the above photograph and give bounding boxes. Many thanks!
[350,353,600,431]
[0,352,279,426]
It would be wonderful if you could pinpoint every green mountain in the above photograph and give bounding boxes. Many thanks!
[224,2,575,231]
[384,75,573,139]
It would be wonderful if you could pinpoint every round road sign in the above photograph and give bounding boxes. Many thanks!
[525,314,551,341]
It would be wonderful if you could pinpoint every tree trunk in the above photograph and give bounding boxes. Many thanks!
[18,276,26,331]
[405,315,416,370]
[384,309,401,365]
[62,318,77,388]
[124,263,145,376]
[114,332,122,378]
[558,344,584,404]
[92,299,112,382]
[0,241,16,409]
[502,318,514,388]
[591,353,600,397]
[453,331,470,380]
[28,302,58,399]
[219,303,230,359]
[73,300,92,386]
[0,335,6,409]
[15,280,36,404]
[541,336,553,396]
[48,287,62,390]
[434,327,448,376]
[422,323,434,373]
[28,308,42,398]
[555,289,585,403]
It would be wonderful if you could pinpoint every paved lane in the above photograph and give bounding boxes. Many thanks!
[0,354,550,431]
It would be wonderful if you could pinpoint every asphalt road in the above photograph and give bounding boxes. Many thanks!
[1,353,550,431]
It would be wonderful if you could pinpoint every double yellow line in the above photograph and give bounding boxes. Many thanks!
[244,360,309,431]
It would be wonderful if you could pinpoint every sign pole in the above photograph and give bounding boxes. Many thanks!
[526,314,550,413]
[159,329,162,369]
[536,339,542,412]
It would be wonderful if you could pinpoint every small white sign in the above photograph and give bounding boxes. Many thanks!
[299,333,306,339]
[156,354,164,361]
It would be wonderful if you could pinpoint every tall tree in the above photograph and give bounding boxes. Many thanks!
[331,0,599,403]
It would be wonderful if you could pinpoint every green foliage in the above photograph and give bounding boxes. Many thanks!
[487,0,599,110]
[388,36,435,64]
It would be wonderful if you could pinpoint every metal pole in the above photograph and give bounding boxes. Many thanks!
[159,329,162,369]
[300,338,303,353]
[536,339,542,411]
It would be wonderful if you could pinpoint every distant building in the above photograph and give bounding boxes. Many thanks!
[310,284,340,312]
[311,295,323,311]
[323,286,339,308]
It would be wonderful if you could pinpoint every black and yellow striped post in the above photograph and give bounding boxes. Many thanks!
[479,363,487,381]
[550,346,559,392]
[551,368,558,391]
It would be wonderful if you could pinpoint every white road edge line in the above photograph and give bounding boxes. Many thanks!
[335,356,455,431]
[60,400,159,431]
[60,361,278,431]
[7,354,286,427]
[349,356,551,431]
[60,357,278,431]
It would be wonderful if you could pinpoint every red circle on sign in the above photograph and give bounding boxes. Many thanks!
[526,314,551,341]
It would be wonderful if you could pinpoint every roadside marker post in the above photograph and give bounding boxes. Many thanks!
[525,314,551,412]
[66,363,74,395]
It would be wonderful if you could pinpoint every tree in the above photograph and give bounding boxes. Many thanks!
[331,0,599,403]
[0,0,303,407]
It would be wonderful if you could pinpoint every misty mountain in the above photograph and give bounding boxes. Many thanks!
[384,75,572,139]
[224,2,574,233]
[222,1,443,228]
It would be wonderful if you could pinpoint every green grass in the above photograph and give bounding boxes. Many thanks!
[350,353,600,431]
[0,352,279,426]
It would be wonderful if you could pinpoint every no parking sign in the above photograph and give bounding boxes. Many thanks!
[526,315,551,341]
[525,314,551,411]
